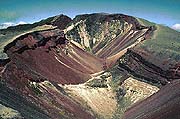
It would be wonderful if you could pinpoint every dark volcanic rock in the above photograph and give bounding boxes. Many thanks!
[0,58,10,66]
[118,49,180,86]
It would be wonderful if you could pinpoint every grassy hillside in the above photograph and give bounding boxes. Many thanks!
[137,18,180,61]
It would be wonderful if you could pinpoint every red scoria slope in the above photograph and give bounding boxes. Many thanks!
[3,29,103,85]
[1,28,102,119]
[123,79,180,119]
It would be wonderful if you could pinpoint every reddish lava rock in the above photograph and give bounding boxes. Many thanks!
[3,29,103,85]
[123,79,180,119]
[1,29,102,119]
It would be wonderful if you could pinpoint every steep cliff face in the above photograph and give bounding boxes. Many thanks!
[65,13,153,69]
[65,14,147,57]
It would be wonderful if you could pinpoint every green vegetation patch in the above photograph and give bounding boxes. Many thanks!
[86,78,108,88]
[138,18,180,61]
[29,82,43,96]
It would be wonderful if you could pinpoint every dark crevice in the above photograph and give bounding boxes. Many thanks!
[0,59,10,67]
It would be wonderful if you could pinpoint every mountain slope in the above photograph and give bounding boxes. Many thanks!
[0,13,180,119]
[65,13,154,68]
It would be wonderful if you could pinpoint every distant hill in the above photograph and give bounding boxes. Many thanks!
[0,14,71,59]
